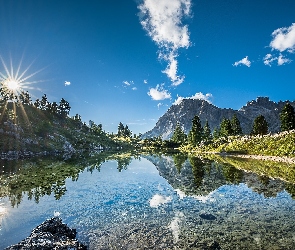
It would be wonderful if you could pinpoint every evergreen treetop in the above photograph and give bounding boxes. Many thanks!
[280,103,295,131]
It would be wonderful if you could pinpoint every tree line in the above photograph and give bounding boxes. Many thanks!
[170,103,295,147]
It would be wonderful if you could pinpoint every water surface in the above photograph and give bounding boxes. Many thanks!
[1,153,295,249]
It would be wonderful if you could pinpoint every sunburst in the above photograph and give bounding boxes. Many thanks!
[0,55,45,100]
[0,55,46,125]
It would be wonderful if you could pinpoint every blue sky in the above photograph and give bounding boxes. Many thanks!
[0,0,294,135]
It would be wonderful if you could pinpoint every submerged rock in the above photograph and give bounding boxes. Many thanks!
[199,213,217,220]
[5,217,87,250]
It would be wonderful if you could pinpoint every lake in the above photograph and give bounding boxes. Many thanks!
[1,152,295,249]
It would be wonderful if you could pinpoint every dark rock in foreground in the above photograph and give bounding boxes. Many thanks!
[5,217,87,250]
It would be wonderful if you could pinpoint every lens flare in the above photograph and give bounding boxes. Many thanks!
[0,55,46,100]
[5,79,19,91]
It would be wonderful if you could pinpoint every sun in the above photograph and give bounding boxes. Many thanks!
[5,79,20,91]
[0,55,46,101]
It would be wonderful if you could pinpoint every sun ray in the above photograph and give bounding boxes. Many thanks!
[0,101,8,123]
[0,56,11,79]
[18,66,47,83]
[10,56,14,81]
[15,54,25,81]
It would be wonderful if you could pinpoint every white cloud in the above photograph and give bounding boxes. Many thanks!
[132,87,137,90]
[162,53,184,86]
[157,102,163,109]
[148,84,171,100]
[123,80,134,86]
[149,194,172,208]
[139,0,191,86]
[277,54,291,66]
[270,23,295,53]
[173,92,213,105]
[233,56,251,67]
[64,81,71,86]
[263,53,291,66]
[144,79,148,84]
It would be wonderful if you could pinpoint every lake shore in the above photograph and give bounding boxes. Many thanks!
[216,152,295,164]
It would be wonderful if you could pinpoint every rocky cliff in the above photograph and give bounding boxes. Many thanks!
[143,97,295,139]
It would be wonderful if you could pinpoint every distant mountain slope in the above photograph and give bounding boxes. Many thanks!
[143,97,295,139]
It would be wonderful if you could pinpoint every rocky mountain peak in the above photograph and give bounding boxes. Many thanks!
[143,97,295,140]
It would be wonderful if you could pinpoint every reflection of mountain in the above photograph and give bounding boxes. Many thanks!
[144,154,293,199]
[144,155,228,197]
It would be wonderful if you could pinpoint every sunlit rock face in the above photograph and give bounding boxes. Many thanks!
[142,97,295,139]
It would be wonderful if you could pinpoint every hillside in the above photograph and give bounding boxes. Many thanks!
[0,101,131,159]
[143,97,295,139]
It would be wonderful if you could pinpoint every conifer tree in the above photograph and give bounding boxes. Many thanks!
[124,125,132,137]
[213,127,220,139]
[203,120,212,141]
[219,118,233,137]
[58,98,71,118]
[117,122,125,137]
[251,115,268,135]
[188,115,203,146]
[171,123,186,144]
[280,103,295,131]
[231,114,243,135]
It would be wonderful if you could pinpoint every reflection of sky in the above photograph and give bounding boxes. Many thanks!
[1,157,295,249]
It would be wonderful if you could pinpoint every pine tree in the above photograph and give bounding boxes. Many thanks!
[213,127,220,139]
[203,120,212,141]
[188,115,203,146]
[40,94,48,110]
[280,103,295,131]
[124,125,132,137]
[117,122,125,137]
[231,114,243,135]
[58,98,71,118]
[219,118,233,137]
[171,123,186,144]
[251,115,268,135]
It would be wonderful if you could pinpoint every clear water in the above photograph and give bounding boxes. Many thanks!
[1,154,295,249]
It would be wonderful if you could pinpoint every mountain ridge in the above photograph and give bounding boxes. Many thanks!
[143,97,295,139]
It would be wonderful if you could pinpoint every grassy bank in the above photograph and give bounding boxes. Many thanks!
[180,130,295,158]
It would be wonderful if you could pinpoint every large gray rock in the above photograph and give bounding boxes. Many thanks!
[5,217,87,250]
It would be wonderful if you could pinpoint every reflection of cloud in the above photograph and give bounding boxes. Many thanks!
[0,206,6,214]
[168,212,184,243]
[138,0,192,85]
[148,84,171,100]
[193,191,215,203]
[173,92,213,105]
[149,194,172,208]
[175,189,186,199]
[233,56,251,67]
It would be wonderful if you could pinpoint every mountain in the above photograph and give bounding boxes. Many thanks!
[143,97,295,139]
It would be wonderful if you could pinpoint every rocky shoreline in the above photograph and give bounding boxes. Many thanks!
[5,217,87,250]
[220,153,295,164]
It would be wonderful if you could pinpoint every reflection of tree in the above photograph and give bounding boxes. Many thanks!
[189,156,205,188]
[285,183,295,199]
[0,151,140,207]
[117,157,132,172]
[172,153,187,173]
[258,175,270,186]
[221,164,243,184]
